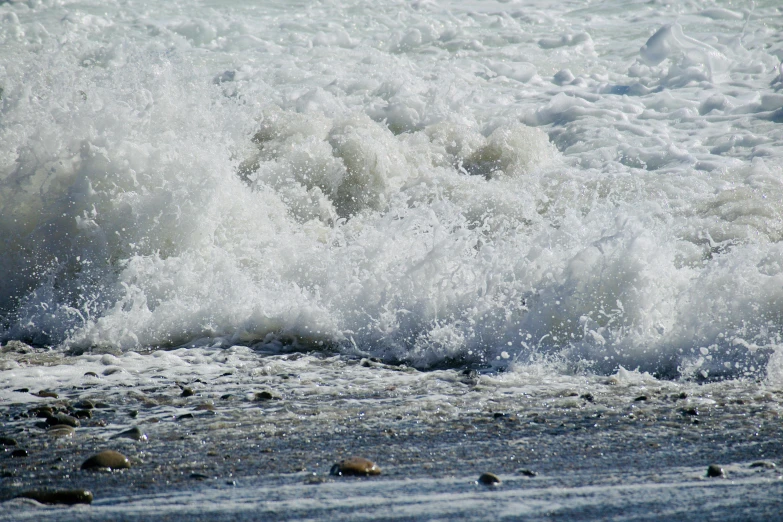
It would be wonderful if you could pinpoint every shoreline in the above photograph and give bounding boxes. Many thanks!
[2,348,783,520]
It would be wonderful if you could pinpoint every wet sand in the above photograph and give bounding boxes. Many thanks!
[2,352,783,520]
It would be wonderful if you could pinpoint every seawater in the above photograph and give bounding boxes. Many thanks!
[2,0,783,382]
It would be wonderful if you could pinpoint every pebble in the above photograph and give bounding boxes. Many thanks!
[47,425,75,438]
[181,388,195,397]
[706,464,726,478]
[17,489,93,505]
[634,396,648,402]
[254,391,281,401]
[81,450,131,470]
[330,457,381,476]
[11,449,28,458]
[0,436,18,446]
[36,390,59,398]
[74,399,95,409]
[33,406,54,418]
[111,427,148,441]
[580,393,594,402]
[194,403,215,411]
[46,413,80,428]
[83,372,100,378]
[73,409,93,419]
[519,469,538,477]
[750,461,776,469]
[682,407,699,416]
[477,472,501,485]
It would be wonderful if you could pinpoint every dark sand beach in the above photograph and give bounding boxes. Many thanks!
[2,350,782,520]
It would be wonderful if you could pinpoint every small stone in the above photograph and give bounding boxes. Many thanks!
[0,436,18,446]
[13,388,29,393]
[129,410,139,418]
[750,461,776,469]
[46,413,80,428]
[477,472,501,485]
[111,427,147,441]
[254,391,280,401]
[682,407,699,416]
[194,403,215,411]
[11,449,29,458]
[103,367,124,376]
[36,390,58,399]
[74,400,95,409]
[47,425,75,438]
[73,409,92,419]
[32,406,54,418]
[634,396,648,402]
[17,489,93,505]
[580,393,594,402]
[706,465,726,478]
[83,372,100,378]
[220,394,232,400]
[330,457,381,476]
[181,388,195,397]
[177,413,195,420]
[94,402,111,408]
[81,450,131,470]
[519,469,537,477]
[190,473,209,480]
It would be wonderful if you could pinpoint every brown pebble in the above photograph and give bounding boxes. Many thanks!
[47,425,75,438]
[194,403,215,411]
[706,464,726,478]
[254,391,280,401]
[32,406,54,418]
[330,457,381,476]
[74,399,95,409]
[46,413,80,428]
[36,390,58,399]
[478,472,501,485]
[111,427,147,441]
[73,409,93,419]
[18,489,93,505]
[81,450,131,470]
[181,388,195,397]
[0,436,18,446]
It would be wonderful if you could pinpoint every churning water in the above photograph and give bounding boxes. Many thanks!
[2,0,783,381]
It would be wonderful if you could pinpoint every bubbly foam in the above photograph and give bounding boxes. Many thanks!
[1,0,782,380]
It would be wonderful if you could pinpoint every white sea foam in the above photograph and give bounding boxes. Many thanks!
[1,0,782,379]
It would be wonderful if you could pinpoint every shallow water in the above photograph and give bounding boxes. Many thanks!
[2,0,783,517]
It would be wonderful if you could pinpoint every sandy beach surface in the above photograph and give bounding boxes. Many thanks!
[2,348,782,520]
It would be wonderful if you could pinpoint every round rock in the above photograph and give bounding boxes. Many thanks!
[111,427,147,441]
[18,489,94,505]
[706,464,726,478]
[46,413,80,428]
[330,457,381,476]
[478,472,501,486]
[48,425,75,438]
[81,450,131,470]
